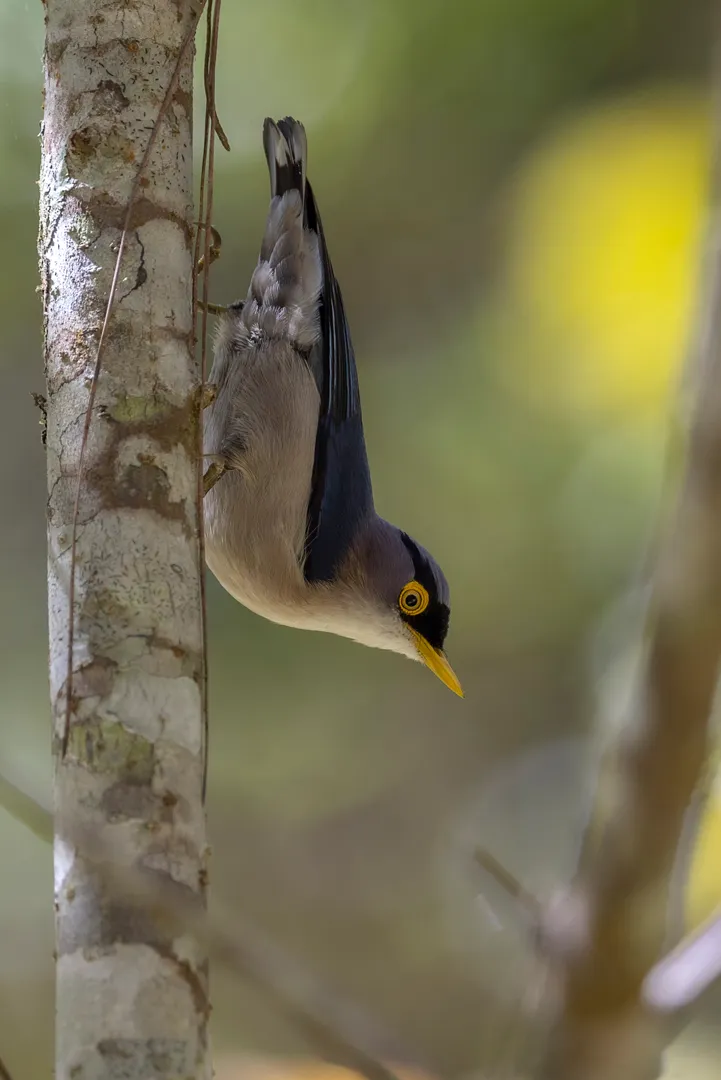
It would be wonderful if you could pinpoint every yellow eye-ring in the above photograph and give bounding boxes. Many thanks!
[399,580,429,616]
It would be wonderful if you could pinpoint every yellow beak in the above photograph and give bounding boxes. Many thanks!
[409,629,463,697]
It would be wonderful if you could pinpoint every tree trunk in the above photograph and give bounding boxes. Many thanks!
[39,2,210,1078]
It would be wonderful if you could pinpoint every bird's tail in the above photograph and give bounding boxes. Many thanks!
[239,118,320,351]
[263,117,307,202]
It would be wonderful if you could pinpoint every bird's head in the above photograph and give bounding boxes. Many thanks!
[337,520,463,697]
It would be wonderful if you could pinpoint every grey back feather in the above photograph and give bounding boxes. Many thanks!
[237,190,322,354]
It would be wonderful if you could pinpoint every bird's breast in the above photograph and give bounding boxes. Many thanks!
[203,339,321,626]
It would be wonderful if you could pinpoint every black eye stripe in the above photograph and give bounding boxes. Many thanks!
[399,533,450,649]
[400,533,440,598]
[400,603,450,650]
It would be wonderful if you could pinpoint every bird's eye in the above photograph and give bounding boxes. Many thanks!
[399,580,429,616]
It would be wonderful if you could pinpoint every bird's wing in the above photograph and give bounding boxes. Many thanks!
[302,180,374,583]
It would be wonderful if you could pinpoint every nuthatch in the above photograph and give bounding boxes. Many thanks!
[203,117,462,696]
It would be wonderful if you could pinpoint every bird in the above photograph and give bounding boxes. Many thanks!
[203,117,462,696]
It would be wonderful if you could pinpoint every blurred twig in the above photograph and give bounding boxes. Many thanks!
[88,856,419,1080]
[0,1051,15,1080]
[474,848,541,926]
[644,905,721,1013]
[535,73,721,1080]
[202,910,416,1080]
[0,772,51,845]
[193,0,229,802]
[0,770,414,1080]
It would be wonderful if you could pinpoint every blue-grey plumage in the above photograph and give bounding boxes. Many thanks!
[203,117,462,695]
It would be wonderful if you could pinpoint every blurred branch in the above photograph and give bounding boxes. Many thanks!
[0,771,413,1080]
[474,847,541,926]
[0,772,51,845]
[89,858,417,1080]
[200,910,416,1080]
[644,905,721,1013]
[535,80,721,1080]
[0,1051,16,1080]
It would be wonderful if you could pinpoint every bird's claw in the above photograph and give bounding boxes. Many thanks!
[200,383,218,410]
[203,459,227,496]
[196,224,222,274]
[195,300,228,316]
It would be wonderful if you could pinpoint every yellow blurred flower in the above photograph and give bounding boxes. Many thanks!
[505,88,710,417]
[686,763,721,931]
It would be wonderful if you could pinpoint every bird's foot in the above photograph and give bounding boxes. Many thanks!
[200,383,218,410]
[196,300,229,316]
[196,224,222,274]
[203,458,227,496]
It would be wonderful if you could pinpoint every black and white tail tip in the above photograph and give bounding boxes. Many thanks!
[263,117,308,200]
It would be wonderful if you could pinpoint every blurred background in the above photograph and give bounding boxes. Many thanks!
[1,0,721,1077]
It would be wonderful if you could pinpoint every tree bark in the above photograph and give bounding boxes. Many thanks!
[39,2,209,1078]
